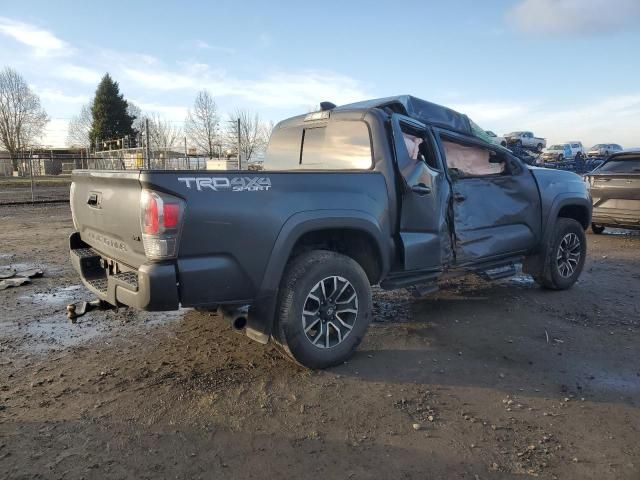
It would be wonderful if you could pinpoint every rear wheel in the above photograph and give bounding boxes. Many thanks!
[533,218,586,290]
[274,250,373,369]
[536,143,543,152]
[591,223,605,234]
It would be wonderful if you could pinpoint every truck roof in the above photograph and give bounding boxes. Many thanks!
[276,95,473,136]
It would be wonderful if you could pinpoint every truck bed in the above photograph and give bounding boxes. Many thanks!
[70,169,392,309]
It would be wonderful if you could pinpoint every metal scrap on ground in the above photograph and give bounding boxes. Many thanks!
[0,267,44,290]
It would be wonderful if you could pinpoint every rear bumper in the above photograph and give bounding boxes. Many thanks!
[69,232,179,310]
[592,208,640,229]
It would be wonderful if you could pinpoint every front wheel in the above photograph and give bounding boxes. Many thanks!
[536,143,544,152]
[274,250,373,369]
[533,218,586,290]
[591,223,605,234]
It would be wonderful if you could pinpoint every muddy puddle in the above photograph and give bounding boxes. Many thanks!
[3,280,188,354]
[20,284,84,306]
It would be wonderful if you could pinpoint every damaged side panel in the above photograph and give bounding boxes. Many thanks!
[451,177,540,262]
[434,133,542,264]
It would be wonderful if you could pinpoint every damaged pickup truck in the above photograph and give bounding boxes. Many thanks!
[69,95,591,368]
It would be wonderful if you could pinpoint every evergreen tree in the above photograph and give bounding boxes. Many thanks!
[89,73,135,148]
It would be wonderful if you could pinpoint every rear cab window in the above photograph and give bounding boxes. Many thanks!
[265,120,372,170]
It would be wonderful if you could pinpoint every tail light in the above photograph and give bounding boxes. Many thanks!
[140,189,185,260]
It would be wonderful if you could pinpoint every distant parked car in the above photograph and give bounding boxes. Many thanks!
[505,131,546,152]
[485,130,507,147]
[585,150,640,233]
[541,144,572,162]
[587,144,623,158]
[566,141,585,159]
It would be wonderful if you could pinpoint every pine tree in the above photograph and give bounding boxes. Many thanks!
[89,74,135,148]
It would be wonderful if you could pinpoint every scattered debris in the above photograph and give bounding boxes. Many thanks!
[0,277,30,290]
[0,266,44,290]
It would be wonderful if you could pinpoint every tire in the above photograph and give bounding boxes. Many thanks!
[536,143,543,152]
[515,140,522,148]
[274,250,373,369]
[591,223,605,234]
[533,218,586,290]
[558,155,564,161]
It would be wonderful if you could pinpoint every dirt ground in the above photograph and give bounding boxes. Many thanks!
[0,177,71,204]
[1,203,638,479]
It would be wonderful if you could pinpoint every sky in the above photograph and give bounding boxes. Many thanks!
[1,0,640,148]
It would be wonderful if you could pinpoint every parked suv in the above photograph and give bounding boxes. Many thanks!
[505,131,546,152]
[585,150,640,233]
[541,144,572,162]
[587,144,623,158]
[69,95,591,369]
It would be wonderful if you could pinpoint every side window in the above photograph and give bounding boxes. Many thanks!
[300,121,372,170]
[399,125,440,170]
[442,140,505,177]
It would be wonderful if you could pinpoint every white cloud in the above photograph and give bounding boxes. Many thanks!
[460,94,640,148]
[195,40,236,54]
[53,64,102,84]
[122,63,368,108]
[508,0,640,35]
[132,100,188,121]
[34,86,89,104]
[0,17,71,56]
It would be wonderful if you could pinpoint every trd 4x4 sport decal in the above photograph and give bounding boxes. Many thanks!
[178,177,272,192]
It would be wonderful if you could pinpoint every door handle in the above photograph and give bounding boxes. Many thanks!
[411,183,432,195]
[453,193,466,202]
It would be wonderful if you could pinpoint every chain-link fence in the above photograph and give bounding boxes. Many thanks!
[0,146,247,205]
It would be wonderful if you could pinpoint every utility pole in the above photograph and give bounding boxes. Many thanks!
[237,118,241,171]
[184,137,188,169]
[28,149,35,203]
[144,118,151,169]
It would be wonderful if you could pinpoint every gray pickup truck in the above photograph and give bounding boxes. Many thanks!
[70,95,591,368]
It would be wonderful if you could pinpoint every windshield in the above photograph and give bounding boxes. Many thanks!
[548,145,564,150]
[485,131,496,137]
[597,157,640,173]
[590,144,604,149]
[507,132,522,136]
[469,119,494,144]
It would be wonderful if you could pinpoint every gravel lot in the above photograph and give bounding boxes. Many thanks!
[0,203,638,479]
[0,177,71,204]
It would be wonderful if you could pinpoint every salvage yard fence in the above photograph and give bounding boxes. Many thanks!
[0,146,251,205]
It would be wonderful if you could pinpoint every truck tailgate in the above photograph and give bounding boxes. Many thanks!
[71,170,147,267]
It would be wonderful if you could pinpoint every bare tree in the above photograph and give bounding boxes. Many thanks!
[227,109,267,166]
[0,67,49,171]
[148,112,181,151]
[185,90,219,158]
[67,102,93,148]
